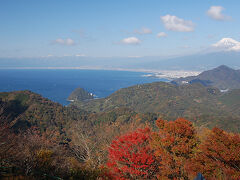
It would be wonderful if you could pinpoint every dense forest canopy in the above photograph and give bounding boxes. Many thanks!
[0,87,240,179]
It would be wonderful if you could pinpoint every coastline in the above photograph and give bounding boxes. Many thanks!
[0,66,201,79]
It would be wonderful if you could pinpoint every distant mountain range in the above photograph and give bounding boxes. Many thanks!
[172,65,240,90]
[131,51,240,71]
[1,51,240,71]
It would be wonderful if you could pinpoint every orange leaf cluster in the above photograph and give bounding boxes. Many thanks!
[186,127,240,180]
[151,118,199,179]
[106,118,240,180]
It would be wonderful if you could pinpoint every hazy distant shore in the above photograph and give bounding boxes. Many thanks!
[0,66,160,72]
[0,66,201,79]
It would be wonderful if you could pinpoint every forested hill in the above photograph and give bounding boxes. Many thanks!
[0,90,88,133]
[67,87,94,102]
[0,90,158,141]
[0,90,160,179]
[71,82,240,132]
[1,89,240,179]
[172,65,240,90]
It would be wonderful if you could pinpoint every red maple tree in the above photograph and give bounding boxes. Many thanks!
[106,127,159,179]
[106,118,240,180]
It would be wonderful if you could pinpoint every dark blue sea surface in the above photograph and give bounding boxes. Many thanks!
[0,69,168,105]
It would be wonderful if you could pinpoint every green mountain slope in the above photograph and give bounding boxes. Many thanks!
[0,90,157,137]
[0,90,88,133]
[71,82,240,132]
[1,88,240,177]
[0,90,158,164]
[1,83,240,134]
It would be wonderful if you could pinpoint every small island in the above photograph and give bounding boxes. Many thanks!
[67,87,94,102]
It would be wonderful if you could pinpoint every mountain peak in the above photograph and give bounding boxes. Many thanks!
[218,38,239,45]
[213,38,240,52]
[172,65,240,90]
[216,65,233,71]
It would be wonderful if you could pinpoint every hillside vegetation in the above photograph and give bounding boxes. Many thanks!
[71,82,240,132]
[0,90,158,178]
[1,65,240,179]
[0,88,240,179]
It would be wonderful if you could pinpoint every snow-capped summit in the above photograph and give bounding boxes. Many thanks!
[212,38,240,51]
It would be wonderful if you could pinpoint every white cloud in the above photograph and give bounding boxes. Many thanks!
[65,38,75,45]
[161,15,194,32]
[212,38,240,51]
[157,32,167,38]
[55,39,65,44]
[231,45,240,51]
[134,28,152,34]
[207,6,230,21]
[53,38,75,46]
[121,37,141,45]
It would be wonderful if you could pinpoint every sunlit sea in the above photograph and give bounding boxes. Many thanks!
[0,69,168,105]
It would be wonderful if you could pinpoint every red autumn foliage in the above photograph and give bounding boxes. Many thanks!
[151,118,199,179]
[106,127,159,179]
[186,127,240,180]
[106,118,240,180]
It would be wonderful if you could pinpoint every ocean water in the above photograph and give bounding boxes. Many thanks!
[0,69,168,105]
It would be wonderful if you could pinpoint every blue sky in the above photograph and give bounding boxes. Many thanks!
[0,0,239,58]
